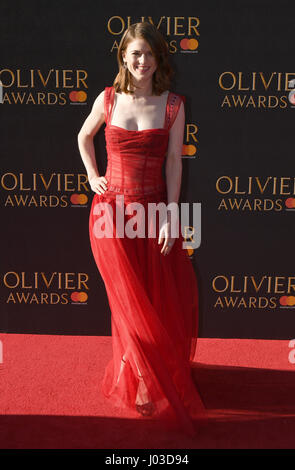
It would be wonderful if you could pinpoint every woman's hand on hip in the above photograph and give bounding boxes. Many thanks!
[89,176,108,194]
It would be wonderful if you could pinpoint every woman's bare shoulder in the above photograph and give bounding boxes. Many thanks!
[171,90,186,103]
[93,88,106,104]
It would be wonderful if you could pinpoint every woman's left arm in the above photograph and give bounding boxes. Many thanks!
[158,99,185,255]
[165,99,185,208]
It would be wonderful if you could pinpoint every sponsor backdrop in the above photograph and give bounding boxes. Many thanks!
[1,0,295,339]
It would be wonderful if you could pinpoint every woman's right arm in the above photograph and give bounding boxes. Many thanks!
[77,90,108,194]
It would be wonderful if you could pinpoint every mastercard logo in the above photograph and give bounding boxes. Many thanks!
[288,90,295,105]
[180,38,199,51]
[69,91,87,102]
[71,292,88,303]
[285,198,295,208]
[182,144,197,157]
[183,237,195,256]
[280,296,295,306]
[70,194,88,205]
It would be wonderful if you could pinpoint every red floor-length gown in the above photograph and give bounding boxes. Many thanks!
[89,85,208,437]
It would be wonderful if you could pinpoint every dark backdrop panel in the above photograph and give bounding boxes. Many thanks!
[1,0,295,339]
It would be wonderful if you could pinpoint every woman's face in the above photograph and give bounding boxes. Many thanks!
[122,38,158,82]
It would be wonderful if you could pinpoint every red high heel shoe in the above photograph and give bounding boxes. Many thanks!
[135,374,156,416]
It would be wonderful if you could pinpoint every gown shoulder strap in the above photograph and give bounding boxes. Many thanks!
[104,86,115,125]
[164,92,186,131]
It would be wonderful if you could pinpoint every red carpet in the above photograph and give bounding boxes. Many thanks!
[0,334,295,449]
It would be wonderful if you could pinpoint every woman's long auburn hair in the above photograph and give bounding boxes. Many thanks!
[113,22,174,96]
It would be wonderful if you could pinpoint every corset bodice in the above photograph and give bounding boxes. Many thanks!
[103,86,184,197]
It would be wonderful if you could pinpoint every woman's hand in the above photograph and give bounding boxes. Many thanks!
[158,220,176,256]
[89,175,108,194]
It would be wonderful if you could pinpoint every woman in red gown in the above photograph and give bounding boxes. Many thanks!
[78,22,207,437]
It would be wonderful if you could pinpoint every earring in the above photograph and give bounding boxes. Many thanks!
[123,62,127,69]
